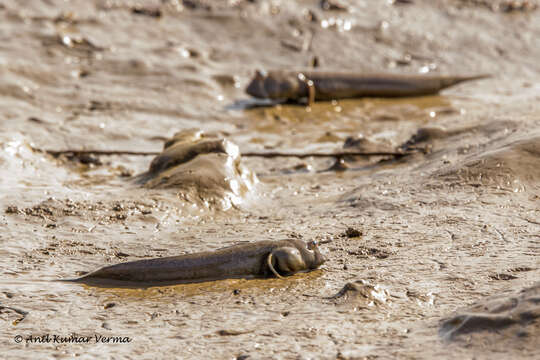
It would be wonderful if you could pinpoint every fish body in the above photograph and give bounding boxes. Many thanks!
[69,239,324,284]
[246,70,489,103]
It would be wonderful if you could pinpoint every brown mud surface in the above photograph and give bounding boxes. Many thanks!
[1,0,539,359]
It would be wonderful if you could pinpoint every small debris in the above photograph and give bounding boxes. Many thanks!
[118,167,134,178]
[68,153,102,166]
[132,6,162,18]
[343,227,362,238]
[182,0,211,10]
[288,232,303,239]
[508,266,533,272]
[112,203,124,212]
[489,273,518,281]
[347,246,391,259]
[320,0,349,11]
[57,34,103,51]
[310,56,320,68]
[217,329,252,336]
[303,9,319,22]
[326,158,349,172]
[115,213,127,220]
[23,204,54,219]
[280,40,303,52]
[104,302,116,309]
[498,0,537,12]
[150,312,160,320]
[74,69,90,78]
[5,205,19,214]
[406,289,435,304]
[389,0,415,5]
[88,100,110,111]
[28,117,46,123]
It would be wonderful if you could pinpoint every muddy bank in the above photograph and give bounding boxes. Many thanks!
[1,1,540,359]
[135,129,258,210]
[441,282,540,353]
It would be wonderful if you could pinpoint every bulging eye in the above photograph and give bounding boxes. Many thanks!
[255,69,267,78]
[307,240,318,250]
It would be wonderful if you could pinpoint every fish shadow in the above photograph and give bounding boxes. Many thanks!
[57,274,263,289]
[226,98,306,110]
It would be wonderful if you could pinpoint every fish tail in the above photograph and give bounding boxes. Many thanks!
[440,74,491,89]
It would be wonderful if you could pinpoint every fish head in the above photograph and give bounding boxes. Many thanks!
[268,240,325,276]
[306,240,326,269]
[246,70,300,100]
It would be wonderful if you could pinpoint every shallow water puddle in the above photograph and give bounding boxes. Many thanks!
[239,96,458,150]
[71,270,325,301]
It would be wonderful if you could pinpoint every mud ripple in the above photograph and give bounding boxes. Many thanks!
[440,282,540,340]
[432,131,540,191]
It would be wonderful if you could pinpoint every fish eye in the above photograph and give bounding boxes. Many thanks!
[255,69,268,78]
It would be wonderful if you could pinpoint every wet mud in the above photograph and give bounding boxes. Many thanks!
[135,129,258,210]
[440,282,540,353]
[326,279,390,309]
[433,130,540,191]
[1,0,540,359]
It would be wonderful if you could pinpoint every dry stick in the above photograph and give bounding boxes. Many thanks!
[39,148,160,156]
[242,150,410,158]
[35,147,414,159]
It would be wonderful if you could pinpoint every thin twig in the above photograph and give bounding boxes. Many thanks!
[241,151,410,158]
[37,148,160,156]
[33,147,415,159]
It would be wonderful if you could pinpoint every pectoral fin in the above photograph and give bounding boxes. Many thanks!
[266,252,284,279]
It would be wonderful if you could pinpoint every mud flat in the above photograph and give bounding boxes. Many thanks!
[1,0,540,359]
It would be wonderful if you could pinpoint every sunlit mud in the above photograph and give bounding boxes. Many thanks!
[1,0,540,359]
